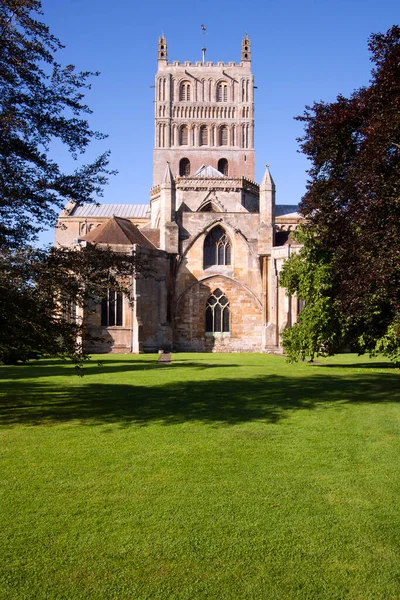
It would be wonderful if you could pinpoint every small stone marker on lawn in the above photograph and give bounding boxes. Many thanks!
[157,350,171,364]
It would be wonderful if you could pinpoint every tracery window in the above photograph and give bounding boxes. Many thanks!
[217,82,228,102]
[62,298,76,323]
[205,289,230,333]
[179,125,188,145]
[203,226,231,267]
[179,157,190,176]
[101,290,123,327]
[179,81,191,101]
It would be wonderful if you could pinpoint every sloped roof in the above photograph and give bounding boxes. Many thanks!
[193,164,226,178]
[82,216,156,248]
[275,204,300,218]
[139,227,160,248]
[71,203,150,218]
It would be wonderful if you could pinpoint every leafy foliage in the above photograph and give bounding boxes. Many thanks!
[0,1,143,363]
[0,245,144,364]
[280,228,345,362]
[0,0,113,247]
[281,26,400,362]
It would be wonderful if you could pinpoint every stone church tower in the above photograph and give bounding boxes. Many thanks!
[56,36,302,354]
[153,34,255,183]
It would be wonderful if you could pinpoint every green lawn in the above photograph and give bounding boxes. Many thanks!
[0,353,399,599]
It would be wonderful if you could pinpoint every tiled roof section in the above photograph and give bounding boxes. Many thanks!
[140,228,160,248]
[193,164,226,178]
[275,204,300,218]
[82,216,156,248]
[70,203,150,218]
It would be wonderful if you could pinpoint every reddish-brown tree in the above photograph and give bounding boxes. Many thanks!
[281,26,400,362]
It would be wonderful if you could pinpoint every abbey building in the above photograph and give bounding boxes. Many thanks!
[56,35,302,353]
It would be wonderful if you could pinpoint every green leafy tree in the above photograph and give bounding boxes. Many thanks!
[0,0,112,247]
[0,245,143,364]
[0,1,141,363]
[281,26,400,362]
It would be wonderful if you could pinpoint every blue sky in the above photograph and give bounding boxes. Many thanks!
[40,0,398,244]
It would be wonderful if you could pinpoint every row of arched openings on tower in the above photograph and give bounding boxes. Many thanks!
[179,158,228,177]
[179,81,229,103]
[179,124,230,146]
[174,79,251,103]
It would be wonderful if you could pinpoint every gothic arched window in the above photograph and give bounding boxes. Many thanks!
[179,158,190,176]
[179,125,188,145]
[219,126,228,146]
[203,226,231,267]
[179,81,191,101]
[205,289,230,333]
[218,158,228,176]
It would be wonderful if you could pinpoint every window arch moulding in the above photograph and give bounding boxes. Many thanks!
[203,225,232,268]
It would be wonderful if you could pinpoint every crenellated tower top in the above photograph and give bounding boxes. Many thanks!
[153,35,255,185]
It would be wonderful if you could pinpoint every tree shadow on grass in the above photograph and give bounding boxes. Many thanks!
[0,368,399,427]
[2,354,396,382]
[0,359,242,381]
[315,362,397,370]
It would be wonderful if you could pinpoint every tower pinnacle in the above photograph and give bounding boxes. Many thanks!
[241,34,251,62]
[158,35,167,62]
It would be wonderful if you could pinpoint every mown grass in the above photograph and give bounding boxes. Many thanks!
[0,353,399,599]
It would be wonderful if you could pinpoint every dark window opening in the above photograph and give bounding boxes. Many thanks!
[199,202,217,212]
[62,298,76,323]
[205,288,230,333]
[219,126,228,146]
[180,125,188,145]
[179,157,190,176]
[218,158,228,176]
[101,291,123,327]
[200,125,208,146]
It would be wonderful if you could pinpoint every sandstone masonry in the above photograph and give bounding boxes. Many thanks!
[56,35,302,354]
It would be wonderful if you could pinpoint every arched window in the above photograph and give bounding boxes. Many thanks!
[179,158,190,176]
[219,126,228,146]
[218,158,228,176]
[180,125,188,145]
[200,125,208,146]
[217,82,228,102]
[203,226,231,267]
[205,289,230,333]
[179,81,191,101]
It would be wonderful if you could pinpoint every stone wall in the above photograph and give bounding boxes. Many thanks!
[174,275,262,352]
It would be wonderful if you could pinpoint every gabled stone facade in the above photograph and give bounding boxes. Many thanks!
[56,36,303,354]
